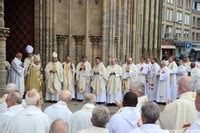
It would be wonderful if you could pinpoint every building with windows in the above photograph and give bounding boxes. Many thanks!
[191,0,200,59]
[162,0,194,58]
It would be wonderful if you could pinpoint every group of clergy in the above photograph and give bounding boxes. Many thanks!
[6,44,200,105]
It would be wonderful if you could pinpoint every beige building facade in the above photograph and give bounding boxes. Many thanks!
[162,0,200,58]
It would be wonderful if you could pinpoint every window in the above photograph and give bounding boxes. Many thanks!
[192,32,195,41]
[176,28,182,39]
[176,0,183,7]
[193,17,196,25]
[167,0,174,4]
[176,11,182,22]
[184,30,189,39]
[197,33,200,41]
[166,25,173,33]
[197,18,200,27]
[185,0,191,9]
[166,8,173,21]
[184,14,190,25]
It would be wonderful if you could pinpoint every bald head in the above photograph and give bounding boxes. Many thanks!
[25,89,40,107]
[4,83,18,94]
[83,93,96,104]
[178,76,193,94]
[59,90,71,103]
[6,91,22,108]
[127,58,133,64]
[16,52,23,60]
[110,58,117,65]
[129,80,145,96]
[50,119,68,133]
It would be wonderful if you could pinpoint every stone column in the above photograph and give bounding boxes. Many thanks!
[89,36,102,65]
[73,35,85,64]
[56,35,67,62]
[102,0,109,64]
[0,0,9,96]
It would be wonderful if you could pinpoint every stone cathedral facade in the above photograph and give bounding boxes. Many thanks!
[0,0,163,95]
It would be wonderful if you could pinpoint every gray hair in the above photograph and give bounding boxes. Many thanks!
[7,91,22,104]
[58,90,71,103]
[50,119,68,133]
[141,102,160,123]
[129,80,145,95]
[25,89,40,106]
[92,105,110,127]
[83,93,96,104]
[4,83,18,94]
[179,76,193,92]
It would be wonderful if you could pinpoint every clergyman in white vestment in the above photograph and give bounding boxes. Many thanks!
[24,45,34,76]
[5,89,51,133]
[0,83,18,113]
[63,56,76,98]
[176,60,187,85]
[91,57,108,103]
[44,90,72,124]
[0,92,24,133]
[122,58,139,93]
[106,58,123,104]
[78,105,110,133]
[45,52,63,101]
[108,92,140,133]
[187,89,200,133]
[130,102,169,133]
[136,56,149,94]
[156,61,171,103]
[8,52,25,97]
[147,58,160,101]
[159,76,198,132]
[129,80,148,110]
[167,57,178,101]
[76,56,92,100]
[190,62,200,92]
[70,93,96,133]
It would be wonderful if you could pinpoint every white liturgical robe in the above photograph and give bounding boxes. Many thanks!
[108,107,141,133]
[148,63,160,101]
[8,57,25,97]
[156,66,170,103]
[159,92,198,132]
[130,124,169,133]
[91,62,108,102]
[137,63,148,94]
[0,104,24,133]
[106,64,123,103]
[44,100,72,124]
[63,62,76,98]
[176,65,187,84]
[78,126,108,133]
[5,105,51,133]
[167,61,178,101]
[190,68,200,92]
[76,61,92,100]
[70,103,95,133]
[187,113,200,133]
[122,63,139,93]
[0,94,7,113]
[45,61,63,101]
